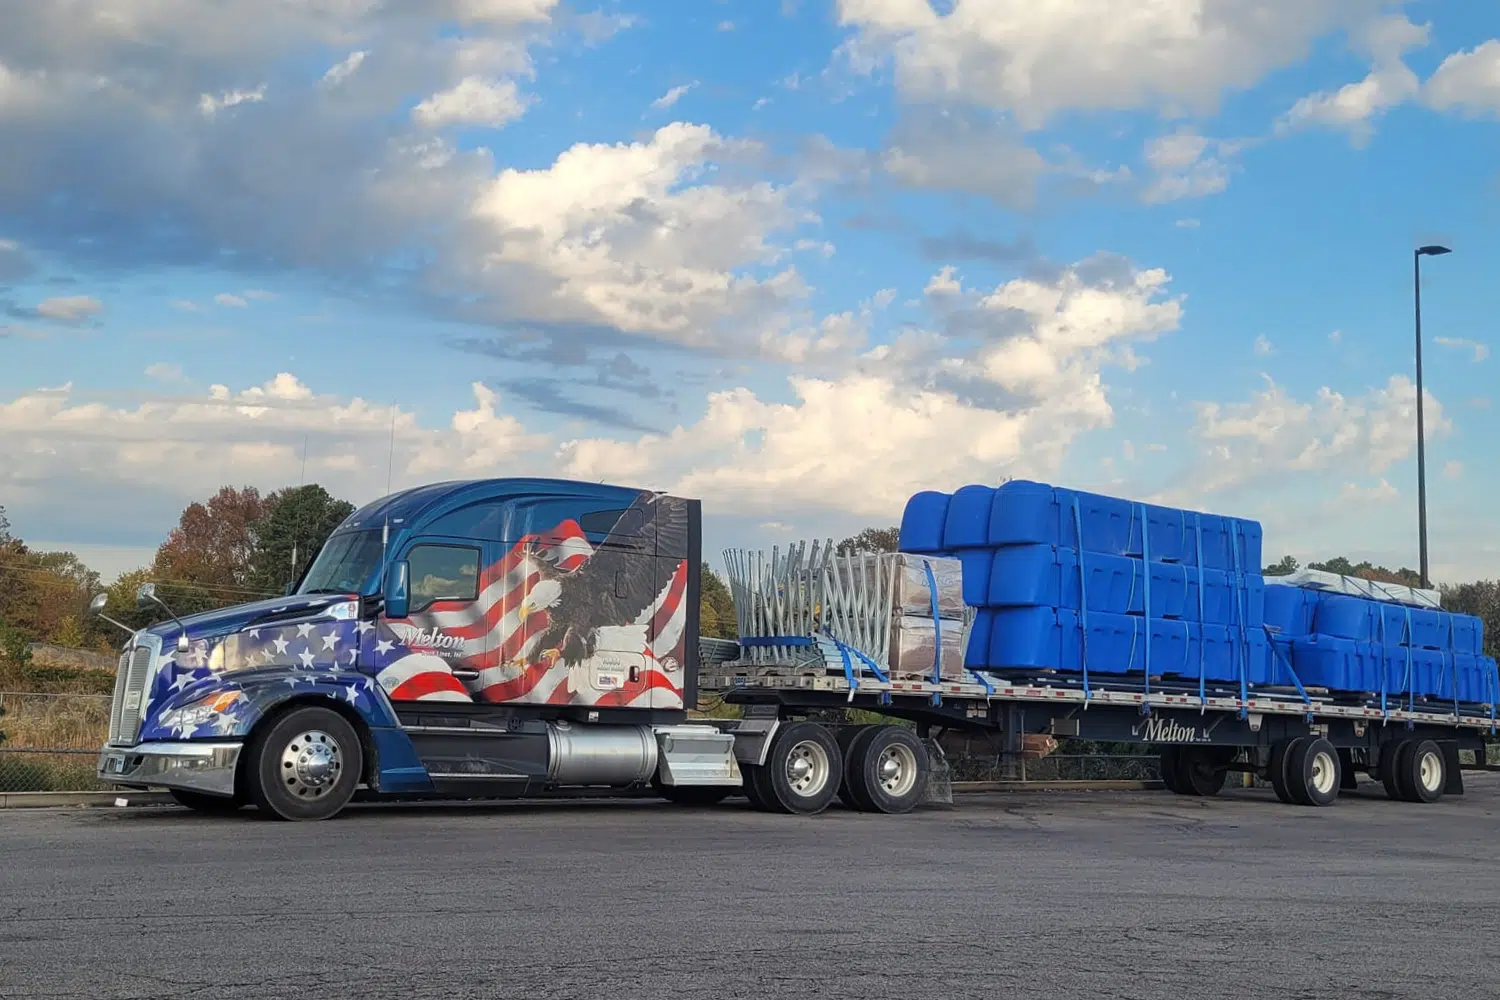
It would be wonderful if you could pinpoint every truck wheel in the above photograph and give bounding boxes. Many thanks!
[1401,739,1445,803]
[1268,738,1300,804]
[1379,740,1405,800]
[1285,736,1339,807]
[837,726,875,809]
[844,725,928,814]
[757,721,842,815]
[169,789,243,814]
[1176,747,1229,797]
[1404,743,1440,803]
[1159,747,1183,794]
[246,705,363,821]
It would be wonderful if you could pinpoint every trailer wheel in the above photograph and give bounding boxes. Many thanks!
[246,705,363,821]
[1399,739,1445,803]
[757,721,842,815]
[1176,747,1229,797]
[1158,747,1183,794]
[1379,740,1404,800]
[1268,738,1300,804]
[844,725,928,814]
[1285,736,1340,807]
[837,725,876,810]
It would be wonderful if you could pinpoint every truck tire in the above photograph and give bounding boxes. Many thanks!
[741,764,773,811]
[1159,747,1183,794]
[1379,740,1404,800]
[1268,738,1300,804]
[246,705,363,821]
[169,788,243,814]
[837,725,876,809]
[1401,739,1446,803]
[756,721,842,815]
[843,725,928,814]
[1285,736,1339,807]
[1176,746,1229,797]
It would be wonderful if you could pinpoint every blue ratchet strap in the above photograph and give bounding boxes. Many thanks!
[820,629,889,688]
[1265,624,1313,704]
[1138,503,1152,711]
[924,559,943,686]
[1447,614,1459,719]
[1377,606,1389,718]
[738,636,816,647]
[1194,515,1207,710]
[1403,607,1416,717]
[1230,520,1250,713]
[1071,497,1092,704]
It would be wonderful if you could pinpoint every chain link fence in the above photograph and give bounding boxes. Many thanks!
[0,691,112,792]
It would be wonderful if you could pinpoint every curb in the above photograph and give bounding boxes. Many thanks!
[0,791,175,809]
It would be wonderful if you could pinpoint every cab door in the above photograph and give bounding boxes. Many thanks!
[373,538,490,703]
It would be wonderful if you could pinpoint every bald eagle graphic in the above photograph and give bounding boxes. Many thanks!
[525,492,689,669]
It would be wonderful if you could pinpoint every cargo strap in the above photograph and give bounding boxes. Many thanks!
[1446,614,1459,718]
[1263,624,1313,707]
[1229,519,1249,711]
[1070,497,1093,705]
[820,630,889,696]
[1193,515,1207,711]
[924,559,943,686]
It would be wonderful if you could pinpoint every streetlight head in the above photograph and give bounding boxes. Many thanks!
[1417,245,1452,256]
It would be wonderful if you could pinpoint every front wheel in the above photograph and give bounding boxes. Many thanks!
[246,705,363,821]
[169,788,243,814]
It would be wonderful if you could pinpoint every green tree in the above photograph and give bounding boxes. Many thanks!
[699,562,737,639]
[248,484,356,594]
[1263,555,1299,576]
[1441,580,1500,657]
[1306,556,1423,589]
[836,526,900,554]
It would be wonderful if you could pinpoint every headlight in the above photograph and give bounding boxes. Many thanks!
[160,690,243,730]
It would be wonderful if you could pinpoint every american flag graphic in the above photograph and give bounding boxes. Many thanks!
[374,519,689,709]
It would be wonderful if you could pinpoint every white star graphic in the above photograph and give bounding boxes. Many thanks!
[248,629,260,639]
[296,623,315,638]
[348,650,359,665]
[343,685,358,705]
[322,633,339,651]
[375,639,394,655]
[169,673,193,693]
[356,621,374,634]
[273,637,290,655]
[298,648,316,668]
[285,676,303,688]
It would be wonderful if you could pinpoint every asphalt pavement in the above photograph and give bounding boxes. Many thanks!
[4,777,1500,999]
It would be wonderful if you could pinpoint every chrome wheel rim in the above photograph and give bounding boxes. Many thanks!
[1310,749,1336,796]
[877,743,918,798]
[784,740,830,798]
[281,730,342,798]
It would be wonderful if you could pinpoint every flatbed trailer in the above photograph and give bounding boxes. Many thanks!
[699,658,1495,811]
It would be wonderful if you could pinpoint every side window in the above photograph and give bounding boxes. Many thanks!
[406,544,480,613]
[579,508,629,543]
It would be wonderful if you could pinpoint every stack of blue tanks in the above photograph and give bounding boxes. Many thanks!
[1265,584,1496,706]
[899,480,1269,689]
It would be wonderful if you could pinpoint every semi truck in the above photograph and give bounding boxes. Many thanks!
[92,476,1495,820]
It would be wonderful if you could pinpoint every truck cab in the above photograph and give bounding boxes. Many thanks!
[94,478,741,819]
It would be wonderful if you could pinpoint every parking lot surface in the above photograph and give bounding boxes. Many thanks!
[3,779,1499,999]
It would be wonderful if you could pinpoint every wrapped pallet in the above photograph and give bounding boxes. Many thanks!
[888,613,970,682]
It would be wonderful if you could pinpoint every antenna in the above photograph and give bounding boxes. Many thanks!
[299,433,308,486]
[385,403,396,496]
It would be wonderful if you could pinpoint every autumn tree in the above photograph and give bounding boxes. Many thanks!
[247,485,356,594]
[699,563,738,639]
[153,486,274,590]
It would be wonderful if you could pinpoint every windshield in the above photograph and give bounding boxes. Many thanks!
[297,530,386,596]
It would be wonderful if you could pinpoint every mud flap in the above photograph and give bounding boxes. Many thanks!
[919,737,954,809]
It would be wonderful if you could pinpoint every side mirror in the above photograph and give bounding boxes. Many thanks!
[88,593,108,617]
[384,560,410,620]
[136,582,158,610]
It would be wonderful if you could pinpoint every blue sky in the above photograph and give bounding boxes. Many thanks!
[0,0,1497,584]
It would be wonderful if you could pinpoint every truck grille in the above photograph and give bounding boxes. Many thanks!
[107,636,161,746]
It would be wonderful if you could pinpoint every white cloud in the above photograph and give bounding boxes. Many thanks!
[1279,14,1428,143]
[215,293,248,308]
[199,86,266,117]
[171,299,201,312]
[1444,460,1463,480]
[35,295,103,322]
[1424,40,1500,118]
[1254,334,1273,356]
[1329,329,1343,343]
[1433,336,1489,362]
[718,21,736,32]
[414,76,528,128]
[1175,218,1201,229]
[145,362,184,381]
[651,82,698,111]
[835,0,1385,128]
[882,115,1046,207]
[1190,373,1449,496]
[1142,129,1247,203]
[1337,479,1398,505]
[322,51,367,87]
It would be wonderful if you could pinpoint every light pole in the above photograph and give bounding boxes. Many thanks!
[1414,244,1451,590]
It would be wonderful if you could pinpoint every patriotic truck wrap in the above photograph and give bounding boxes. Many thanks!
[94,476,1496,821]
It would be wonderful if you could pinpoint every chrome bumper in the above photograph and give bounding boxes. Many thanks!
[97,741,243,798]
